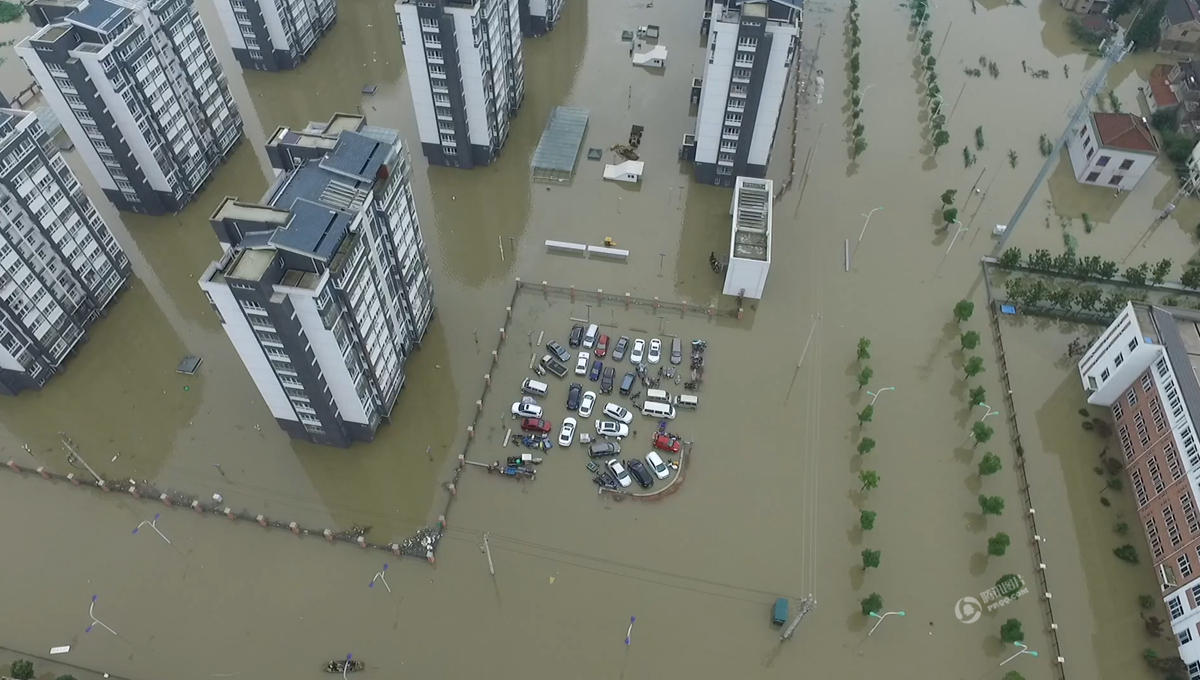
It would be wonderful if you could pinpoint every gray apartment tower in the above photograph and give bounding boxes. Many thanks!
[199,114,434,447]
[0,108,130,395]
[214,0,337,71]
[17,0,243,215]
[517,0,562,37]
[395,0,525,168]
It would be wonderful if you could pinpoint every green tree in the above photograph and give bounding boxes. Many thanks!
[1107,0,1138,16]
[853,137,868,157]
[960,330,980,351]
[10,660,33,680]
[1183,267,1200,290]
[860,510,877,531]
[857,437,876,455]
[861,592,883,616]
[859,469,880,492]
[943,207,959,225]
[998,247,1022,268]
[920,41,932,56]
[1114,544,1139,563]
[1002,672,1026,680]
[1124,262,1150,286]
[1151,258,1173,285]
[964,356,985,379]
[978,494,1005,515]
[972,422,994,444]
[940,189,957,206]
[1128,0,1168,51]
[987,532,1011,556]
[858,405,874,424]
[857,337,871,360]
[861,548,882,570]
[1077,288,1102,310]
[933,128,950,152]
[1047,284,1075,310]
[1000,618,1025,643]
[975,125,985,150]
[969,385,987,407]
[953,299,974,323]
[1139,594,1154,610]
[925,55,937,70]
[1097,259,1120,280]
[857,366,874,390]
[978,452,1002,476]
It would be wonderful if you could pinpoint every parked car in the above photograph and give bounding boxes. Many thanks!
[583,323,599,349]
[575,352,589,375]
[670,337,682,365]
[567,382,583,410]
[630,338,645,364]
[595,334,609,357]
[645,451,670,479]
[627,459,654,488]
[569,324,585,347]
[558,417,577,446]
[613,336,630,361]
[547,340,571,363]
[511,401,543,419]
[607,459,632,488]
[620,372,636,395]
[589,359,603,381]
[600,367,615,393]
[596,420,630,438]
[603,402,634,424]
[521,417,552,433]
[589,441,621,457]
[541,355,567,378]
[648,338,662,364]
[652,432,681,453]
[579,390,597,418]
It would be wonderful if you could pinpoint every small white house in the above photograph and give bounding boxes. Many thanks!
[632,45,668,69]
[722,177,772,300]
[1065,112,1159,191]
[603,160,644,183]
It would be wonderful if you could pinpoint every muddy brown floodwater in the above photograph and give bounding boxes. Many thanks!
[0,0,1191,678]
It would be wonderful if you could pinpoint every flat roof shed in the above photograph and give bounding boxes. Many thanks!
[531,106,589,183]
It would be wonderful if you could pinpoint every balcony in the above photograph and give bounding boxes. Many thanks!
[734,58,754,69]
[722,131,740,141]
[724,118,742,127]
[727,103,745,113]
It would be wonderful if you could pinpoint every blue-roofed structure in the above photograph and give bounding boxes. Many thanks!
[268,199,352,261]
[65,0,130,34]
[320,131,391,182]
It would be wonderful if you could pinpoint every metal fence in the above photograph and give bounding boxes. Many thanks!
[515,278,736,320]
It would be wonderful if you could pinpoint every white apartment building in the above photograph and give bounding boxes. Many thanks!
[395,0,525,168]
[722,176,771,299]
[689,0,800,188]
[517,0,562,36]
[1080,302,1200,680]
[0,108,130,395]
[214,0,337,71]
[1065,112,1159,192]
[200,114,433,446]
[17,0,243,215]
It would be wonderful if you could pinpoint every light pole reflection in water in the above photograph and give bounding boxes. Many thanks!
[369,563,391,593]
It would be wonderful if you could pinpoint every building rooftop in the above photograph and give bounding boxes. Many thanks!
[269,127,339,150]
[66,0,129,32]
[1166,0,1200,26]
[1151,64,1180,108]
[1092,112,1159,154]
[1146,305,1200,426]
[320,130,389,182]
[211,196,292,225]
[268,198,352,261]
[530,106,589,181]
[731,177,771,261]
[227,247,276,281]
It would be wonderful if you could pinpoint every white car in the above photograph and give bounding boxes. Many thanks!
[558,417,577,447]
[607,458,632,488]
[648,338,662,364]
[579,391,597,418]
[595,420,630,438]
[645,451,670,479]
[630,338,645,364]
[603,402,633,424]
[511,401,543,419]
[575,352,589,375]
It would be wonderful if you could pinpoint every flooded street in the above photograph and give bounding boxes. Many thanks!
[0,0,1194,677]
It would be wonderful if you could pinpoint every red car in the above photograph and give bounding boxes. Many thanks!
[652,433,681,453]
[595,334,609,357]
[521,417,552,433]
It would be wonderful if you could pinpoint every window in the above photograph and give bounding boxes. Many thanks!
[1086,147,1095,160]
[1158,358,1170,378]
[1170,595,1185,619]
[1142,373,1152,390]
[1131,338,1140,352]
[1183,552,1194,578]
[1113,401,1124,420]
[1086,171,1101,182]
[1115,353,1125,367]
[1129,388,1138,406]
[1151,458,1167,494]
[1120,158,1134,170]
[1184,494,1199,534]
[1181,628,1194,645]
[1109,175,1124,186]
[1133,469,1149,507]
[1150,517,1164,557]
[1119,424,1135,460]
[1079,127,1087,138]
[1136,412,1150,445]
[1166,505,1181,545]
[1097,155,1111,166]
[1102,368,1111,381]
[1167,442,1183,480]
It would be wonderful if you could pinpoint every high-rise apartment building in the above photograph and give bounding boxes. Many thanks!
[685,0,800,188]
[395,0,525,168]
[17,0,243,215]
[214,0,337,71]
[517,0,562,37]
[1080,303,1200,680]
[0,108,130,395]
[199,114,434,446]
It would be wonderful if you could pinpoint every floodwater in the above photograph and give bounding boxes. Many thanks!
[0,0,1191,677]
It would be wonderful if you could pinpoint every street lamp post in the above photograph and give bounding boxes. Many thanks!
[858,206,884,242]
[945,222,968,255]
[999,641,1039,666]
[86,595,117,636]
[132,513,171,544]
[977,402,1000,422]
[369,563,392,593]
[866,386,895,406]
[868,609,906,636]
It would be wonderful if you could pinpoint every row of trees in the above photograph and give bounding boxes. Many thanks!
[854,336,885,618]
[847,0,868,158]
[914,18,951,155]
[9,659,75,680]
[1004,276,1132,318]
[997,246,1178,287]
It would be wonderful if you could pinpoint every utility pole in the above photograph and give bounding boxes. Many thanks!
[60,433,104,484]
[483,532,495,576]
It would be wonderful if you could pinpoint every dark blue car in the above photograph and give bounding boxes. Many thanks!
[589,359,603,381]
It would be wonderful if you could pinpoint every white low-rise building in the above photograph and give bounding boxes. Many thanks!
[722,176,771,300]
[1065,112,1159,192]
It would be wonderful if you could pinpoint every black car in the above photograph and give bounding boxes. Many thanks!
[567,382,583,410]
[600,367,615,393]
[588,441,621,457]
[613,336,630,361]
[627,459,654,488]
[619,372,636,395]
[589,359,603,381]
[547,340,571,363]
[568,324,585,347]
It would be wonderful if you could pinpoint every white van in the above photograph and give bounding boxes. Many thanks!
[583,323,599,348]
[646,388,673,404]
[675,394,699,409]
[521,378,549,397]
[641,400,676,419]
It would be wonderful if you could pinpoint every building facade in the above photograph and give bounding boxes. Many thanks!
[17,0,243,215]
[516,0,562,37]
[1080,303,1200,680]
[1059,0,1107,14]
[199,114,434,446]
[687,0,799,188]
[214,0,337,71]
[0,108,130,395]
[1163,0,1200,55]
[395,0,525,168]
[1065,112,1159,192]
[722,176,771,300]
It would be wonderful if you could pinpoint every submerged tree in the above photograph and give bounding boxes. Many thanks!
[987,532,1011,556]
[978,452,1002,476]
[1000,618,1025,643]
[978,494,1005,516]
[972,422,994,444]
[857,437,877,455]
[961,330,980,351]
[964,356,985,379]
[953,299,974,323]
[861,592,883,616]
[859,469,880,492]
[861,548,882,570]
[860,510,877,531]
[857,337,872,360]
[857,366,874,390]
[969,385,987,407]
